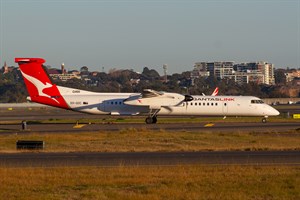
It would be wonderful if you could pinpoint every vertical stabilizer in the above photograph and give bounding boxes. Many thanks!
[211,87,219,96]
[15,58,69,109]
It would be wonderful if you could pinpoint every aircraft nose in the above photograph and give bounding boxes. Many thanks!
[269,107,280,116]
[274,109,280,116]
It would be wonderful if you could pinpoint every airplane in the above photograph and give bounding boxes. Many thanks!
[15,58,280,124]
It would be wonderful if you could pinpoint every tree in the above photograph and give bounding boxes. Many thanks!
[274,69,286,85]
[141,67,160,80]
[205,75,218,89]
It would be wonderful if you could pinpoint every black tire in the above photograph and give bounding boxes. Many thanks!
[152,116,157,124]
[262,118,267,123]
[145,117,153,124]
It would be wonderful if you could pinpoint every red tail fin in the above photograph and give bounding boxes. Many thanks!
[211,87,219,96]
[15,58,69,109]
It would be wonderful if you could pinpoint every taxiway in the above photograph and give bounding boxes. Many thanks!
[0,122,299,134]
[1,151,299,168]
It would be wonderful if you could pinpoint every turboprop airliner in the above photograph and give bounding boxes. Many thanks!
[15,58,279,124]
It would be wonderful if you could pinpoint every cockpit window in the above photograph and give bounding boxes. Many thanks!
[251,100,264,104]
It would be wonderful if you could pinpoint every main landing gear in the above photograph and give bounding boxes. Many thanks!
[145,109,159,124]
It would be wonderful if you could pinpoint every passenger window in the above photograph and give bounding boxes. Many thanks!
[211,103,214,106]
[251,100,264,104]
[195,103,197,106]
[207,103,209,106]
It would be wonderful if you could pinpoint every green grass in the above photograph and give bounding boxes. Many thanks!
[0,165,299,200]
[0,129,299,152]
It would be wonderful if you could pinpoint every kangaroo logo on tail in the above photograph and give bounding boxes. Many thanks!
[15,58,69,109]
[20,70,59,104]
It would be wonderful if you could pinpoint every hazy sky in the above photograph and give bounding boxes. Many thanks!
[0,0,299,74]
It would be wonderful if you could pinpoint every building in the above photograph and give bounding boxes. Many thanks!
[191,61,235,80]
[191,62,210,79]
[50,73,81,81]
[2,61,15,74]
[285,70,300,82]
[234,62,275,85]
[223,71,265,84]
[207,62,235,80]
[47,63,81,81]
[192,61,235,79]
[2,61,8,74]
[191,61,275,85]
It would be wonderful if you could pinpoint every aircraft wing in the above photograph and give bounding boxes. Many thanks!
[142,89,164,98]
[124,89,193,109]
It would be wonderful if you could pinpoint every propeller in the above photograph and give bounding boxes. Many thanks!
[162,94,194,112]
[173,94,194,109]
[184,95,193,102]
[183,94,193,110]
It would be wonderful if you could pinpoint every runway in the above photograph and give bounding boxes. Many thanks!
[0,122,300,134]
[1,151,299,168]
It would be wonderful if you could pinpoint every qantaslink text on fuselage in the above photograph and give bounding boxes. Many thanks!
[193,97,235,101]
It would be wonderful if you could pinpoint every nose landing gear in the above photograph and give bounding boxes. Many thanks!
[262,116,268,123]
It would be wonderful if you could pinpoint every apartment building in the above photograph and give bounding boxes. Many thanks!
[191,61,275,85]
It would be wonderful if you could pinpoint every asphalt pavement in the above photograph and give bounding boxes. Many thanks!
[1,151,299,168]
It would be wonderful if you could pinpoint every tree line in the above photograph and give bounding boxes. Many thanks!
[0,66,298,103]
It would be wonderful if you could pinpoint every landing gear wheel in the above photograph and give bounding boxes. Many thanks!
[145,116,157,124]
[145,117,153,124]
[262,118,267,123]
[152,116,157,124]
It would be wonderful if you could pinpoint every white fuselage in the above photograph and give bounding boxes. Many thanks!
[58,86,279,117]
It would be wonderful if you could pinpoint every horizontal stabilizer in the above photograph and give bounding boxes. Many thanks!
[15,58,46,64]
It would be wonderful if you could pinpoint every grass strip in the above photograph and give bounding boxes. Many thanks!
[0,129,299,152]
[0,165,299,200]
